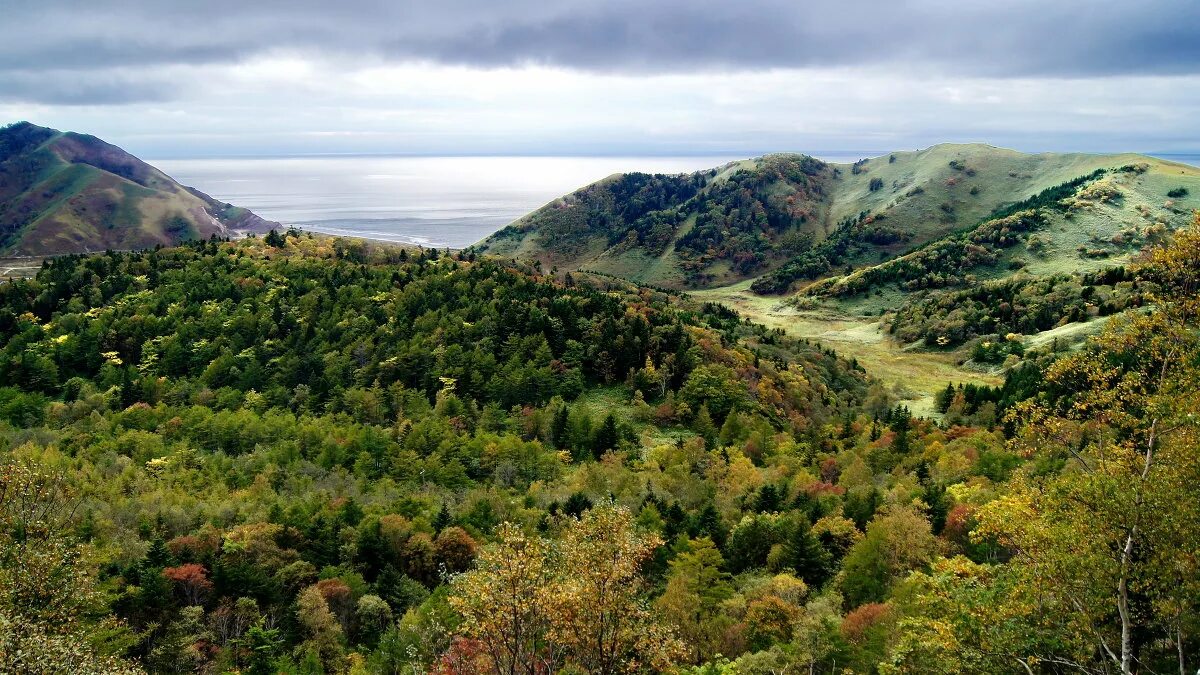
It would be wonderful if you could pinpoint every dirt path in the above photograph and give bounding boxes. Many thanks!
[0,258,43,278]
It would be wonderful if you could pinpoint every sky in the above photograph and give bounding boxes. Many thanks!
[2,0,1198,158]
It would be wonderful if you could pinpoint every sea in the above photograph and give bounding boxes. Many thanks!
[153,152,1200,250]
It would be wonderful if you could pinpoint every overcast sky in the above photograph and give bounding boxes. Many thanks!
[2,0,1198,157]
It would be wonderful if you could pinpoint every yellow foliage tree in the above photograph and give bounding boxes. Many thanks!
[448,522,555,675]
[0,461,142,674]
[892,212,1200,675]
[448,504,684,675]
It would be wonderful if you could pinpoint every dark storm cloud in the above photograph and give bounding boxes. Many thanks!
[400,0,1200,77]
[1,0,1197,104]
[0,70,174,105]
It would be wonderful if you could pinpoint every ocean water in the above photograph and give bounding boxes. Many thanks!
[153,152,1200,249]
[152,156,747,249]
[1152,154,1200,169]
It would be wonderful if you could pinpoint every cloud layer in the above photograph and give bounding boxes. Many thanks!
[4,0,1199,104]
[1,0,1197,154]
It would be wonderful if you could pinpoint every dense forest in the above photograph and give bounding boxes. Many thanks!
[3,218,1200,674]
[673,155,830,282]
[488,172,709,258]
[748,210,911,295]
[888,266,1144,351]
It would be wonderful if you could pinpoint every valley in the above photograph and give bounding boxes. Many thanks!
[481,144,1200,415]
[6,0,1200,670]
[3,122,1200,674]
[690,280,1002,417]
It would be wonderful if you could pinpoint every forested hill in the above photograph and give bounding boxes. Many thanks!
[0,121,278,256]
[3,222,1200,673]
[0,234,864,424]
[474,153,834,289]
[474,144,1200,293]
[0,232,864,670]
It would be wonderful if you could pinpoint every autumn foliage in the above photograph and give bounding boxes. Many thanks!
[162,563,213,605]
[449,504,684,674]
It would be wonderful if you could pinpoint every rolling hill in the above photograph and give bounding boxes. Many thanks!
[0,121,278,255]
[476,144,1200,414]
[474,144,1200,292]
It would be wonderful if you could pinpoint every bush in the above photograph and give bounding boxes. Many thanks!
[0,387,47,427]
[971,336,1024,364]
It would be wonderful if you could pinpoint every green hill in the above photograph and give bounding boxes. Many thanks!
[475,154,834,288]
[784,156,1200,352]
[0,121,278,255]
[477,144,1200,414]
[5,215,1200,674]
[475,144,1200,292]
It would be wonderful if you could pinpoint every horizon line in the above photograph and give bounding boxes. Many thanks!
[142,149,1200,162]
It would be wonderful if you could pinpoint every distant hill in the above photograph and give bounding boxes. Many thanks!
[0,121,278,255]
[476,143,1200,415]
[473,144,1200,293]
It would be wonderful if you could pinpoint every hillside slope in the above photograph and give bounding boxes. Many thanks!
[479,144,1200,415]
[0,121,278,255]
[476,154,835,288]
[474,144,1200,293]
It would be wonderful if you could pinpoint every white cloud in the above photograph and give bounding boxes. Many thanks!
[2,0,1197,155]
[8,57,1199,156]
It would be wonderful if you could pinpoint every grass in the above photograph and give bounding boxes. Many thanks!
[476,144,1200,295]
[0,256,46,278]
[13,168,209,254]
[691,280,1001,418]
[1021,314,1118,352]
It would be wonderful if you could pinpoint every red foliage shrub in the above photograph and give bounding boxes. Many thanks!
[943,503,977,549]
[841,602,892,643]
[434,637,493,675]
[315,578,353,627]
[820,457,840,483]
[162,563,213,605]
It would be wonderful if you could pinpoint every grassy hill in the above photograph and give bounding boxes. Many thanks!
[475,144,1200,291]
[477,144,1200,414]
[0,121,278,255]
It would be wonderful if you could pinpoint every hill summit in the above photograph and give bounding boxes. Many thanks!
[0,122,278,255]
[474,144,1200,293]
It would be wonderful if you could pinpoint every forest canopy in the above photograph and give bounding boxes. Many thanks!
[2,216,1199,674]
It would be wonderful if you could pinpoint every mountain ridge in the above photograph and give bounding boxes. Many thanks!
[0,121,279,256]
[476,142,1200,414]
[473,143,1200,293]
